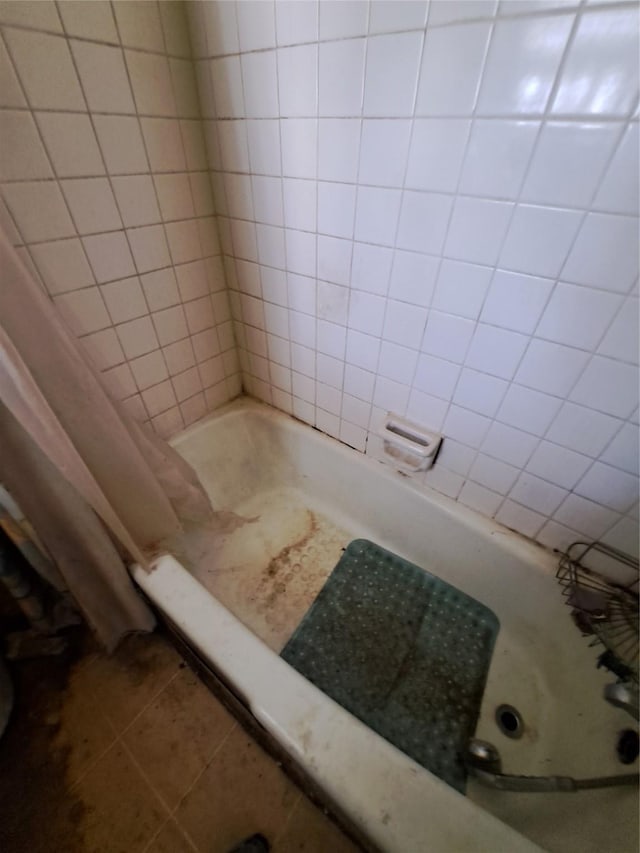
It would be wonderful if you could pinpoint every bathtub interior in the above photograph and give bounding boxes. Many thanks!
[163,398,637,853]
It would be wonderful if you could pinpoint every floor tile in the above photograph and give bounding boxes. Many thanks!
[175,726,301,853]
[123,666,236,808]
[273,796,362,853]
[78,633,182,732]
[145,819,197,853]
[70,741,168,852]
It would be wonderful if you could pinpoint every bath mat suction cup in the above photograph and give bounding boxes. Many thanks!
[281,539,499,792]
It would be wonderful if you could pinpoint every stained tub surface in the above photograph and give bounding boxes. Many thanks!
[135,397,638,853]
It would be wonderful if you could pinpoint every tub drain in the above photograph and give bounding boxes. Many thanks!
[496,704,524,739]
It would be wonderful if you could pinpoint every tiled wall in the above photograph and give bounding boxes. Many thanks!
[191,0,639,555]
[0,0,240,438]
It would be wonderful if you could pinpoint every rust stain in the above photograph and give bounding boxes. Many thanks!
[264,511,318,579]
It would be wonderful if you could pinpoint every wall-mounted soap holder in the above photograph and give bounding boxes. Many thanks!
[376,414,443,473]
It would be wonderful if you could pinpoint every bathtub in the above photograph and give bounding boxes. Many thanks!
[133,397,637,852]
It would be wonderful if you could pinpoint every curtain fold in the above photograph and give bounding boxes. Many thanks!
[0,231,213,650]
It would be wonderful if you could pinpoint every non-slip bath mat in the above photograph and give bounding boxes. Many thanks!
[281,539,499,792]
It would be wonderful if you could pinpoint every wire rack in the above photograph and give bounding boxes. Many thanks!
[557,541,639,683]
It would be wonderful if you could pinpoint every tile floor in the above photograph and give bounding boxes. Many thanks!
[5,630,362,853]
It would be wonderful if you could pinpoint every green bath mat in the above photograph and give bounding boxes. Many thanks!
[281,539,499,792]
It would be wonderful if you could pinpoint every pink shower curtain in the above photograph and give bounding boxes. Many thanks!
[0,232,213,649]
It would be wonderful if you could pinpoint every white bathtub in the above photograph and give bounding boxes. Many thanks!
[133,397,637,853]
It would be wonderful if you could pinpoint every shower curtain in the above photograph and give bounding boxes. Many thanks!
[0,231,213,650]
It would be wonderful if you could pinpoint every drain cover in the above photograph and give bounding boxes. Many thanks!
[281,539,500,792]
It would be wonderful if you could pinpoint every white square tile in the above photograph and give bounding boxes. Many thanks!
[247,119,281,176]
[94,116,148,175]
[289,309,316,346]
[552,7,639,117]
[126,50,176,117]
[153,305,188,346]
[0,0,63,30]
[552,494,619,539]
[575,462,638,513]
[601,423,639,477]
[373,375,410,412]
[570,356,639,419]
[469,453,519,496]
[217,120,249,172]
[211,56,245,118]
[481,421,539,467]
[318,281,349,324]
[388,250,439,306]
[421,311,474,363]
[128,225,171,274]
[536,282,621,350]
[495,500,545,539]
[112,176,161,228]
[406,390,448,431]
[3,181,75,242]
[167,219,202,265]
[340,420,367,451]
[480,269,553,334]
[185,296,215,334]
[230,219,258,262]
[476,15,573,115]
[429,1,497,25]
[176,260,209,302]
[264,302,289,338]
[546,401,621,458]
[598,297,639,365]
[369,0,428,33]
[30,238,94,295]
[242,51,279,118]
[414,353,461,400]
[561,213,639,293]
[344,363,376,401]
[253,176,284,227]
[453,368,508,417]
[348,290,387,336]
[465,323,528,379]
[154,173,194,222]
[61,178,121,235]
[415,22,492,116]
[355,186,402,247]
[0,111,51,181]
[432,259,492,320]
[516,338,588,396]
[283,178,316,231]
[0,38,26,108]
[54,287,110,336]
[102,363,137,402]
[459,120,539,199]
[497,383,562,436]
[406,119,471,193]
[318,320,346,357]
[72,41,134,114]
[384,300,428,349]
[319,38,365,117]
[81,328,125,370]
[499,204,582,278]
[141,268,180,312]
[318,119,359,182]
[436,436,477,475]
[281,119,318,179]
[364,32,423,117]
[170,59,200,119]
[276,0,318,45]
[113,0,164,51]
[4,29,84,110]
[83,232,136,284]
[444,406,492,448]
[101,276,147,324]
[509,473,567,515]
[346,329,381,371]
[37,113,104,178]
[594,124,639,216]
[396,191,453,255]
[341,393,371,428]
[319,1,369,40]
[424,465,464,499]
[237,0,276,51]
[358,119,412,188]
[225,173,254,220]
[526,440,592,489]
[318,182,357,239]
[58,1,118,41]
[285,228,317,277]
[601,514,640,559]
[378,340,418,384]
[278,44,318,117]
[160,2,191,57]
[445,197,513,266]
[351,242,393,295]
[522,122,619,208]
[142,119,187,172]
[257,224,286,269]
[318,235,353,285]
